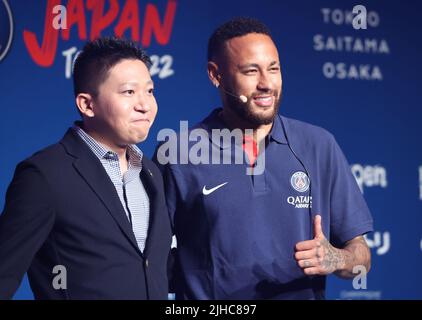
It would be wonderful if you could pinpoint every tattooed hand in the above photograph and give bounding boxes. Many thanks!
[294,215,345,276]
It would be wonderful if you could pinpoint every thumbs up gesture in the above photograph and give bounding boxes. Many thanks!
[294,215,345,276]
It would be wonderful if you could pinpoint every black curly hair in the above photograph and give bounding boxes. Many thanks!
[207,17,272,62]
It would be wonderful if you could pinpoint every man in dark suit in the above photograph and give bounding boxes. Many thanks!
[0,37,171,299]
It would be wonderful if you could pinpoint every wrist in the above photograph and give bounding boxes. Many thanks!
[334,247,348,272]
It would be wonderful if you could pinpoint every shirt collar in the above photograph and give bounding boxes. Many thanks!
[200,108,235,150]
[268,114,288,144]
[72,122,143,164]
[200,108,288,149]
[127,144,143,167]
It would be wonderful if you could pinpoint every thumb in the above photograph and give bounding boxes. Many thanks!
[313,214,324,239]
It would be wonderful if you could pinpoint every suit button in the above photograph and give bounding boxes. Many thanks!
[145,259,149,268]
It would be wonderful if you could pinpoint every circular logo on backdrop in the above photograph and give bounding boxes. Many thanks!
[290,171,310,193]
[0,0,13,62]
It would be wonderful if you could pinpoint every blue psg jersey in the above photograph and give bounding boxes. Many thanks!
[154,108,373,299]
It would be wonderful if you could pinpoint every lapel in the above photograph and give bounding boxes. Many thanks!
[139,158,159,257]
[60,129,142,256]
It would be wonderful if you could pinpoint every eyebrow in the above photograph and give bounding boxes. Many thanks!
[238,61,280,69]
[120,80,154,86]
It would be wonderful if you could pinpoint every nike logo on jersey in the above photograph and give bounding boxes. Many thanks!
[202,182,228,195]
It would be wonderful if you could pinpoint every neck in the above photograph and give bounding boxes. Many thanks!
[220,107,273,145]
[81,122,129,172]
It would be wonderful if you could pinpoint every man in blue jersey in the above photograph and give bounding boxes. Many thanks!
[155,17,373,299]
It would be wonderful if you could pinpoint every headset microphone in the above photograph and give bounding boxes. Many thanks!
[238,95,248,103]
[215,83,248,103]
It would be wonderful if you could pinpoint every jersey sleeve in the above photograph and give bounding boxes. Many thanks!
[328,137,374,246]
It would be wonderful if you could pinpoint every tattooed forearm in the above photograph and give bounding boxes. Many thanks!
[333,236,371,279]
[295,216,371,278]
[319,238,346,274]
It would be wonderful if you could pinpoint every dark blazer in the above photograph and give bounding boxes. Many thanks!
[0,129,172,299]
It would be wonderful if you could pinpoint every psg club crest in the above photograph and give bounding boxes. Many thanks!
[290,171,310,193]
[0,0,13,62]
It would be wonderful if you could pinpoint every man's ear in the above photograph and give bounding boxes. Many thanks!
[207,61,221,88]
[75,93,95,118]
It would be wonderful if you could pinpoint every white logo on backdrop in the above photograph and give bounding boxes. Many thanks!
[351,164,387,194]
[316,6,390,81]
[419,166,422,201]
[365,231,390,256]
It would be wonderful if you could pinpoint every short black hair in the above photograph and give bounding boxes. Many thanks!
[207,17,272,62]
[73,37,151,98]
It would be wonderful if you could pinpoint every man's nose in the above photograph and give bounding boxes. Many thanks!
[257,71,273,91]
[134,94,150,112]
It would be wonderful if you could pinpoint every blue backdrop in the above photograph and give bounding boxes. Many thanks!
[1,0,421,299]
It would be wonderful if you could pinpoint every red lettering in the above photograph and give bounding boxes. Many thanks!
[142,0,177,47]
[87,0,119,40]
[23,0,177,67]
[23,0,61,67]
[114,0,140,41]
[61,0,87,40]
